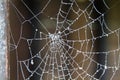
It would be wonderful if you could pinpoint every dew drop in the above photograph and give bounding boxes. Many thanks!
[31,60,34,65]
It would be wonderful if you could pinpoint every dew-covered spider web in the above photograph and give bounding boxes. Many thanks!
[9,0,120,80]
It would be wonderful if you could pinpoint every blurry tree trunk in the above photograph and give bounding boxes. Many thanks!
[0,0,9,80]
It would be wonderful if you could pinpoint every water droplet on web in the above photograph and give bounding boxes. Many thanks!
[79,67,82,69]
[35,29,38,32]
[106,34,108,37]
[31,60,34,65]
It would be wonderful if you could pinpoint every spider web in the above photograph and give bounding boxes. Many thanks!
[9,0,120,80]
